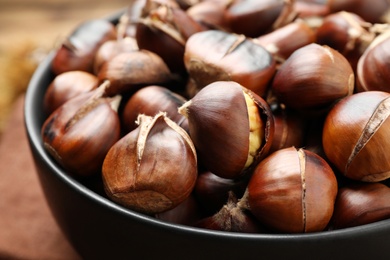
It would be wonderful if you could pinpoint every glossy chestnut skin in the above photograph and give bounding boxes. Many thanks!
[98,50,174,96]
[357,30,390,92]
[93,37,139,74]
[316,11,374,71]
[224,0,289,37]
[51,19,117,75]
[102,112,198,215]
[184,30,276,97]
[331,182,390,229]
[179,81,274,179]
[254,20,316,62]
[121,85,188,133]
[323,91,390,182]
[43,71,98,115]
[247,147,338,233]
[41,87,121,177]
[271,43,355,113]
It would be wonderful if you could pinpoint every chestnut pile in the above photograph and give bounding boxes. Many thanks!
[41,0,390,234]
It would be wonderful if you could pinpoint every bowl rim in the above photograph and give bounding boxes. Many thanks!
[23,13,390,243]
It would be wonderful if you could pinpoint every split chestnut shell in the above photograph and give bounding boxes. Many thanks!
[178,81,274,179]
[102,112,198,214]
[323,91,390,182]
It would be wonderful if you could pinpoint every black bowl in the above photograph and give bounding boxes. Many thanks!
[24,12,390,260]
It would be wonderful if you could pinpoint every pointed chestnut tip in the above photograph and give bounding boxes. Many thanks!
[178,100,192,118]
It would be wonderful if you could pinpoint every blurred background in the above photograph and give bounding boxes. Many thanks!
[0,0,129,135]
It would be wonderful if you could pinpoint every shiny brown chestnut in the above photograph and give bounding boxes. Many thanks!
[186,0,230,31]
[269,106,306,154]
[93,37,139,74]
[331,182,390,229]
[136,2,204,75]
[178,81,274,179]
[253,20,316,62]
[246,147,338,233]
[43,70,98,115]
[357,29,390,92]
[323,91,390,182]
[51,19,117,75]
[224,0,295,38]
[102,112,198,215]
[271,43,355,113]
[97,50,175,96]
[316,11,374,71]
[41,83,121,177]
[121,85,188,133]
[184,30,276,97]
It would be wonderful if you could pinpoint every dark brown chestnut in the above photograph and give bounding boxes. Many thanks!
[196,192,265,233]
[357,29,390,92]
[136,2,204,75]
[97,50,175,96]
[102,112,198,214]
[51,19,117,75]
[184,30,276,97]
[322,91,390,182]
[43,70,98,115]
[224,0,295,38]
[178,81,274,179]
[316,11,375,71]
[271,43,355,113]
[331,182,390,229]
[121,85,188,133]
[93,37,139,75]
[253,20,316,62]
[246,147,338,233]
[41,82,121,177]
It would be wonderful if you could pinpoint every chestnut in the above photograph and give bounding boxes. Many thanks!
[316,11,374,71]
[121,85,189,133]
[136,1,204,75]
[178,81,274,179]
[194,171,248,215]
[51,19,117,75]
[196,192,265,233]
[97,50,175,96]
[43,70,98,115]
[331,182,390,229]
[186,0,230,31]
[102,112,198,215]
[246,147,338,233]
[253,20,316,63]
[269,106,306,153]
[271,43,355,113]
[93,37,139,74]
[357,29,390,92]
[41,83,121,177]
[322,91,390,182]
[224,0,295,38]
[184,30,276,97]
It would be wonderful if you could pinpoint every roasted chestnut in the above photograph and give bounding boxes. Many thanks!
[323,91,390,182]
[246,147,338,233]
[184,30,276,97]
[102,112,198,214]
[271,43,355,113]
[178,81,274,179]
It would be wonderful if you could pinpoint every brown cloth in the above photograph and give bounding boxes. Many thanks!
[0,95,81,260]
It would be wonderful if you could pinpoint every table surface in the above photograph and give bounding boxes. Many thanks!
[0,1,129,259]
